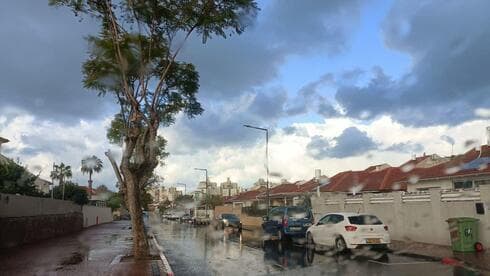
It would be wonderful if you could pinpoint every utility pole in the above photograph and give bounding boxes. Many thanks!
[243,124,270,215]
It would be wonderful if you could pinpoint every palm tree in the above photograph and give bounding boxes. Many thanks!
[50,163,72,200]
[81,155,103,197]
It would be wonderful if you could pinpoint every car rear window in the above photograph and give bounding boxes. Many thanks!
[287,207,310,219]
[348,215,382,225]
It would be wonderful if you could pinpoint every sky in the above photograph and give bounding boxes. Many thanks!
[1,0,489,192]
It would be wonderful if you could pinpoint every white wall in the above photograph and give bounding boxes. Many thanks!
[82,205,113,227]
[407,179,453,192]
[312,186,490,247]
[0,193,81,217]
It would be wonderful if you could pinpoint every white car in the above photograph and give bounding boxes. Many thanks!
[306,212,390,252]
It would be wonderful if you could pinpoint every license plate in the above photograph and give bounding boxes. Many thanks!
[290,227,302,231]
[366,238,381,244]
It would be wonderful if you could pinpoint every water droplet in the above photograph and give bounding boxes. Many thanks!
[392,183,401,190]
[401,163,415,173]
[445,166,461,175]
[349,184,364,195]
[409,175,419,184]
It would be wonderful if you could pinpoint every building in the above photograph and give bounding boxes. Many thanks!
[33,178,51,194]
[167,186,183,202]
[318,143,490,194]
[400,145,490,192]
[197,180,220,196]
[225,187,266,207]
[220,177,241,197]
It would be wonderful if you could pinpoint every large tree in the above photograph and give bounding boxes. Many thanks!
[50,162,73,200]
[50,0,258,259]
[0,161,41,196]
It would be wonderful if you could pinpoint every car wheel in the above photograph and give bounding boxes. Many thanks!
[335,237,347,253]
[307,232,315,250]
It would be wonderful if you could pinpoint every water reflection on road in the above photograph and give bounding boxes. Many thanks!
[151,218,478,276]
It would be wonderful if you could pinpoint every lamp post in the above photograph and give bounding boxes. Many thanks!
[194,168,208,217]
[243,124,270,214]
[177,183,187,195]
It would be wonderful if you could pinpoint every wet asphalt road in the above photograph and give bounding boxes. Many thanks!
[150,218,479,276]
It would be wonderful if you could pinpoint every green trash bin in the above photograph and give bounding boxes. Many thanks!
[446,217,479,252]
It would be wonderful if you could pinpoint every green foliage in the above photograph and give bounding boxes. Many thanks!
[158,199,172,215]
[174,194,194,207]
[53,181,89,205]
[202,194,223,209]
[140,190,153,211]
[107,192,123,211]
[50,163,72,184]
[0,161,43,196]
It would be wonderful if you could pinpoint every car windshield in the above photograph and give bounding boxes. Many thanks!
[222,214,238,220]
[348,215,383,225]
[287,207,310,219]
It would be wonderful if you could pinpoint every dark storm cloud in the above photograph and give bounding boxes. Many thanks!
[183,0,362,99]
[335,0,490,126]
[170,91,286,152]
[385,141,424,154]
[0,1,115,121]
[285,73,336,117]
[306,127,377,159]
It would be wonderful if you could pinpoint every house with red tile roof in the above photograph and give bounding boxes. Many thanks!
[225,187,266,207]
[398,145,490,192]
[256,177,324,207]
[319,145,490,194]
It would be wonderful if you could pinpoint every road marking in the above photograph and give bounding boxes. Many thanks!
[368,260,437,266]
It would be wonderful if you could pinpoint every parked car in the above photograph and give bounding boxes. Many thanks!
[215,213,242,230]
[262,206,314,241]
[180,214,192,223]
[306,212,390,253]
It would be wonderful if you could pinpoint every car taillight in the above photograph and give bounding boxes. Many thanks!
[282,216,288,227]
[345,225,357,232]
[384,225,388,231]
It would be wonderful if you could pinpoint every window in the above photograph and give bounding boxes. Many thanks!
[269,207,284,222]
[329,214,344,224]
[348,215,383,225]
[287,207,310,219]
[475,179,490,187]
[454,180,473,189]
[318,215,331,225]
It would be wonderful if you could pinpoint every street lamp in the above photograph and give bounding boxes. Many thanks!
[194,168,208,217]
[177,183,187,195]
[243,124,270,214]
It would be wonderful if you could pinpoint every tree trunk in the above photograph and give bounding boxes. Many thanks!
[125,175,149,259]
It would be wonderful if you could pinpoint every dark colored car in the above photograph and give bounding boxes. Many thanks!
[262,206,314,241]
[216,213,242,230]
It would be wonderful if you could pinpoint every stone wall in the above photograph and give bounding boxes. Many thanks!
[0,193,111,249]
[0,212,83,248]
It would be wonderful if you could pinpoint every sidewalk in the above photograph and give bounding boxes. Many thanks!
[391,240,490,273]
[0,220,165,275]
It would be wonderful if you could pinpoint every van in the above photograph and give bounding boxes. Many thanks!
[262,206,314,241]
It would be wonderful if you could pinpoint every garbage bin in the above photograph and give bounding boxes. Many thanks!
[446,217,479,252]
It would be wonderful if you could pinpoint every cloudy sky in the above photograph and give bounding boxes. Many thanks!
[1,0,489,192]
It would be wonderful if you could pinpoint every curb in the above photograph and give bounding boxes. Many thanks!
[150,234,174,276]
